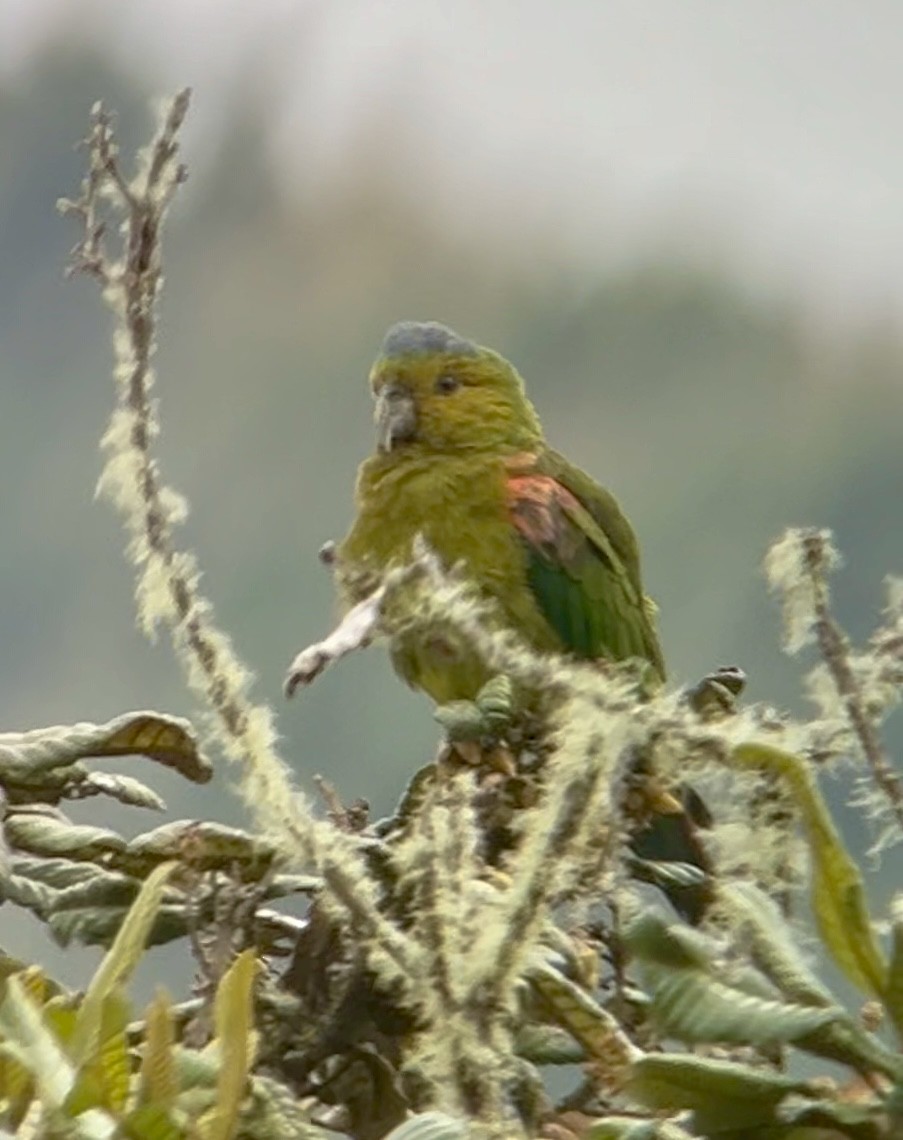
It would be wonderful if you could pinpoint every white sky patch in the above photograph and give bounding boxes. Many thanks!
[4,0,903,332]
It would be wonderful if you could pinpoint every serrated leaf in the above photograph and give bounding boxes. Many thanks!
[137,990,177,1111]
[53,869,143,913]
[384,1113,471,1140]
[0,712,211,784]
[0,976,74,1110]
[629,1054,807,1129]
[782,1097,885,1138]
[196,949,258,1140]
[50,903,188,950]
[0,1048,34,1126]
[585,1119,663,1140]
[433,699,486,740]
[0,872,56,918]
[719,881,835,1008]
[529,962,637,1080]
[11,857,101,890]
[72,773,166,811]
[65,989,132,1117]
[43,1001,79,1048]
[119,1102,186,1140]
[649,965,838,1045]
[4,814,126,861]
[0,974,36,1128]
[70,861,177,1065]
[515,1022,586,1064]
[732,744,887,997]
[170,1044,219,1090]
[629,857,709,891]
[125,821,276,877]
[796,1015,903,1080]
[99,1005,131,1113]
[624,911,717,971]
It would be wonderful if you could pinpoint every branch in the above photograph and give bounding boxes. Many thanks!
[800,532,903,838]
[61,93,424,995]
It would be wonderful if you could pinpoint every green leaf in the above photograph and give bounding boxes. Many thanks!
[629,1054,809,1131]
[621,911,716,970]
[782,1097,886,1139]
[718,881,836,1008]
[70,861,177,1065]
[515,1022,585,1064]
[797,1014,903,1081]
[124,820,276,878]
[50,903,188,950]
[196,949,258,1140]
[0,971,43,1126]
[0,872,56,918]
[137,990,178,1111]
[651,967,837,1045]
[529,961,638,1077]
[0,975,75,1110]
[0,711,211,784]
[626,912,839,1047]
[11,857,101,889]
[628,857,709,892]
[731,743,887,997]
[64,989,132,1117]
[433,699,487,740]
[585,1120,660,1140]
[53,869,143,912]
[120,1103,187,1140]
[73,772,166,811]
[4,814,127,861]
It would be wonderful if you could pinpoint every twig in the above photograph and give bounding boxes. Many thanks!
[801,532,903,836]
[61,93,424,998]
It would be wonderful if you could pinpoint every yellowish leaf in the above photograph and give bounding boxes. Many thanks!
[196,950,259,1140]
[138,989,178,1110]
[71,861,177,1066]
[732,744,886,997]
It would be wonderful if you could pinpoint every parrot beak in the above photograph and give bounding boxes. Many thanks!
[374,383,417,452]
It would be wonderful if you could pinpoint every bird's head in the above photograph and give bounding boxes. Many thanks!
[369,321,543,456]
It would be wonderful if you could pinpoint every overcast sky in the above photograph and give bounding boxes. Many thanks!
[3,0,903,333]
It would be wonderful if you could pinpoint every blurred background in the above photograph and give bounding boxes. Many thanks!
[0,0,901,989]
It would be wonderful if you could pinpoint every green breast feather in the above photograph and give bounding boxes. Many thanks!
[339,447,664,699]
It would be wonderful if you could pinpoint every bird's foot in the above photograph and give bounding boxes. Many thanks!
[433,675,519,773]
[684,664,747,719]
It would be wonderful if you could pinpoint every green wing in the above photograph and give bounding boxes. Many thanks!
[505,449,665,679]
[506,451,714,922]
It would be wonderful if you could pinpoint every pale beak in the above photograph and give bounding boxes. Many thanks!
[374,384,417,452]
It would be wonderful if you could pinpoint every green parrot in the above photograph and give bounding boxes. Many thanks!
[337,321,710,918]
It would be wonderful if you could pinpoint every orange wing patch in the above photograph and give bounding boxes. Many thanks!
[505,472,584,562]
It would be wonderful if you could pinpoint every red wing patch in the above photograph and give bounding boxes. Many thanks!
[506,473,584,561]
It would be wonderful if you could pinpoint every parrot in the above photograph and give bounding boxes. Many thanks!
[335,320,711,920]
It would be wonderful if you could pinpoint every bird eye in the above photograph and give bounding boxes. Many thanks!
[435,373,460,394]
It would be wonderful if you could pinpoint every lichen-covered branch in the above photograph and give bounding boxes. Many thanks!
[766,528,903,846]
[60,93,423,998]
